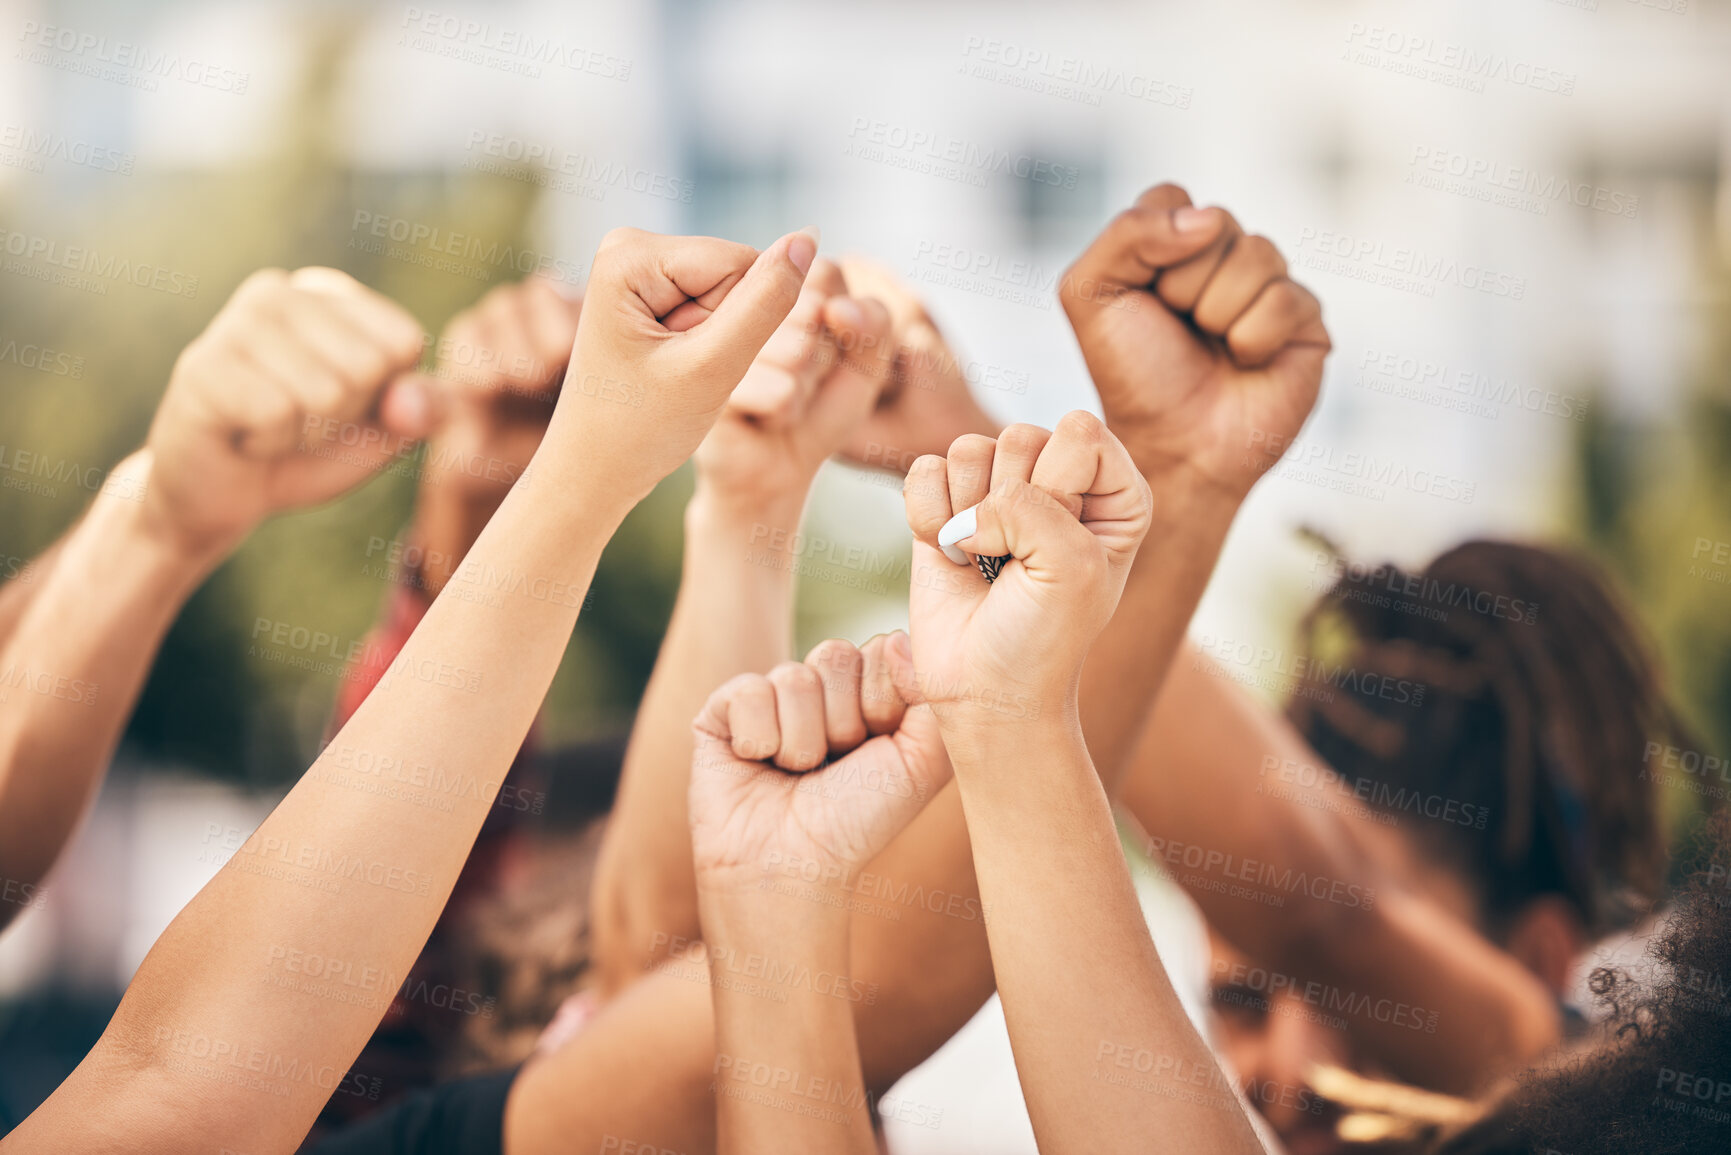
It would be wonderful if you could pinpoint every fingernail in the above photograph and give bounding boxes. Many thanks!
[788,226,820,276]
[1174,206,1213,232]
[937,504,978,566]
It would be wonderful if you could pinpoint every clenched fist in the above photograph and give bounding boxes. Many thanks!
[1061,184,1330,500]
[833,255,1001,471]
[687,633,951,894]
[695,258,896,508]
[542,227,818,508]
[427,275,582,498]
[904,412,1151,733]
[144,267,433,555]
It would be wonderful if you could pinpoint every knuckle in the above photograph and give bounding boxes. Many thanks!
[997,423,1048,454]
[1054,409,1106,445]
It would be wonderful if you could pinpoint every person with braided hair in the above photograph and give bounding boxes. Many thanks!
[1103,537,1696,1154]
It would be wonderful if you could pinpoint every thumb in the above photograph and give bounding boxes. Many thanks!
[1062,185,1225,316]
[378,373,442,443]
[688,228,819,383]
[943,479,1098,584]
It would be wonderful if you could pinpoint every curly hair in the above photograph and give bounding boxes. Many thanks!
[1433,813,1731,1154]
[1287,539,1694,938]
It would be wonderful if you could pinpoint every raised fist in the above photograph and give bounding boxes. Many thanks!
[832,255,1000,473]
[695,258,895,508]
[687,633,950,893]
[543,227,817,507]
[1061,184,1329,499]
[144,267,433,555]
[903,412,1151,732]
[427,275,582,497]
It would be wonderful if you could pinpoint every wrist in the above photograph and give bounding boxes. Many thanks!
[687,486,807,555]
[121,451,238,583]
[1106,430,1253,513]
[697,874,853,947]
[938,704,1086,774]
[689,478,808,540]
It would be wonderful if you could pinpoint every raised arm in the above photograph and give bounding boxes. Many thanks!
[902,412,1264,1153]
[4,228,816,1154]
[688,635,950,1155]
[590,260,895,992]
[0,269,439,932]
[1059,185,1558,1091]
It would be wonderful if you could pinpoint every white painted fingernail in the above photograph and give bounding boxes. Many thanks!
[937,505,978,566]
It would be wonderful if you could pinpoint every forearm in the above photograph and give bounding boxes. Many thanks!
[1120,648,1378,956]
[592,488,801,990]
[404,427,522,596]
[14,442,631,1152]
[950,720,1264,1154]
[1078,471,1237,792]
[1123,651,1558,1091]
[0,452,218,920]
[0,538,66,650]
[701,888,876,1155]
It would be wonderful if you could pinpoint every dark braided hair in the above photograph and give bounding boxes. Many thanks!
[1287,538,1692,939]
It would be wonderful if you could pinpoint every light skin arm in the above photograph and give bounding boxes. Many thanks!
[0,457,217,929]
[688,638,949,1155]
[0,538,64,651]
[0,268,441,935]
[902,415,1263,1152]
[501,199,1329,1152]
[590,260,904,993]
[4,229,816,1154]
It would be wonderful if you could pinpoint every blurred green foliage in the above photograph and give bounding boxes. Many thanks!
[0,19,684,785]
[1567,257,1731,871]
